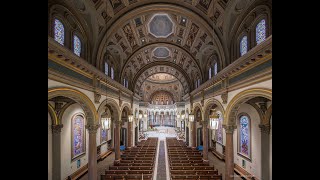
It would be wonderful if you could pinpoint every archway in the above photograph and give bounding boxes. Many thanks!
[48,87,99,180]
[97,98,120,153]
[203,98,225,155]
[224,88,272,180]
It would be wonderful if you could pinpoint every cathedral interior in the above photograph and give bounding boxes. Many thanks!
[48,0,272,179]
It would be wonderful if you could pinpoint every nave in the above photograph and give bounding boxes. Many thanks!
[77,127,245,180]
[48,0,272,179]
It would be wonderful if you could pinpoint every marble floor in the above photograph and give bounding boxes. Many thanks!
[79,127,242,180]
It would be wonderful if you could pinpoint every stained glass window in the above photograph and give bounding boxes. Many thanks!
[214,62,218,75]
[209,67,212,79]
[240,36,248,56]
[111,67,114,79]
[126,79,128,88]
[123,79,126,86]
[105,62,108,75]
[73,35,81,56]
[54,19,64,45]
[256,19,266,45]
[239,115,250,157]
[197,79,200,87]
[216,111,223,144]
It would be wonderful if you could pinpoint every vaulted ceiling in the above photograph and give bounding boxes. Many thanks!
[49,0,272,100]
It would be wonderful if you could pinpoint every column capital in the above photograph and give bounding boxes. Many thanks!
[114,120,122,125]
[85,124,100,133]
[223,125,236,134]
[259,124,270,134]
[51,124,63,134]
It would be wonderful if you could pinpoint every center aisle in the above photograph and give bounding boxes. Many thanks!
[156,140,167,180]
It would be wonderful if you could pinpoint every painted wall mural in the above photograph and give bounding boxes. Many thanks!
[71,114,86,160]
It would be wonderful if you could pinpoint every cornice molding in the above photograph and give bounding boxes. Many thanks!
[190,35,272,96]
[48,37,133,96]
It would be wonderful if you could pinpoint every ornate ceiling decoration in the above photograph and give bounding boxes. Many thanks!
[153,47,171,59]
[147,73,176,83]
[148,13,174,38]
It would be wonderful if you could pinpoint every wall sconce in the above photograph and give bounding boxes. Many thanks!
[139,113,142,119]
[144,112,147,118]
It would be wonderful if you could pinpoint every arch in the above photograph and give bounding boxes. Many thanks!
[224,88,272,126]
[193,102,203,122]
[95,4,226,71]
[48,87,98,125]
[120,43,202,77]
[48,103,59,125]
[203,98,225,121]
[149,90,175,104]
[57,101,76,124]
[132,62,192,93]
[97,98,121,122]
[121,103,132,115]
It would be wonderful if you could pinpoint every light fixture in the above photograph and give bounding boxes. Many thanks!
[209,109,219,130]
[144,112,147,118]
[177,114,181,119]
[139,113,143,119]
[128,114,134,122]
[101,106,111,130]
[181,114,185,120]
[189,113,194,122]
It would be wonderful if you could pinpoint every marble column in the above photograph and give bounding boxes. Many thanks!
[202,120,209,162]
[114,120,121,163]
[51,124,63,180]
[224,125,236,180]
[86,124,99,180]
[191,121,196,148]
[259,124,270,180]
[128,121,132,148]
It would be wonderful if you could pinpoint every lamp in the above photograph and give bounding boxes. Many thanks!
[139,113,143,119]
[101,106,111,130]
[128,114,133,122]
[209,109,219,130]
[181,114,185,120]
[177,114,181,119]
[144,112,147,118]
[189,113,194,122]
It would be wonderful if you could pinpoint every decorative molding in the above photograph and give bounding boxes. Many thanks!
[190,35,272,96]
[94,91,101,104]
[259,124,270,134]
[223,125,236,133]
[85,124,100,133]
[221,91,228,104]
[52,124,63,134]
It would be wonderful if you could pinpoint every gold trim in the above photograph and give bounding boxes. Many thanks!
[229,54,272,78]
[48,87,99,123]
[48,103,59,125]
[48,53,93,79]
[224,88,272,126]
